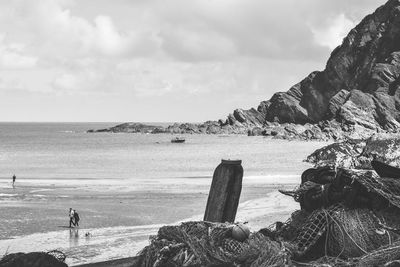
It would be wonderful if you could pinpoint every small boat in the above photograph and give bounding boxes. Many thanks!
[171,137,185,143]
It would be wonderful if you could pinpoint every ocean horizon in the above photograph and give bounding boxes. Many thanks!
[0,122,327,180]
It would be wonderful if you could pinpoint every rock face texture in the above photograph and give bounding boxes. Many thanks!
[285,0,400,128]
[90,0,400,140]
[306,134,400,169]
[239,0,400,138]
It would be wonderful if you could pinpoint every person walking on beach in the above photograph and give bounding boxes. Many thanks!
[73,209,80,227]
[12,174,16,187]
[69,208,75,227]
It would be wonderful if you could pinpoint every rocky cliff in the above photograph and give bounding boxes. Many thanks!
[90,0,400,140]
[269,0,400,126]
[226,0,400,139]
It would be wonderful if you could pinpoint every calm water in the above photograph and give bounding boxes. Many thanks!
[0,122,327,181]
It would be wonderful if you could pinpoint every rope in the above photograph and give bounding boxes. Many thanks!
[321,208,370,256]
[371,210,400,238]
[378,213,392,245]
[323,209,329,257]
[324,209,346,258]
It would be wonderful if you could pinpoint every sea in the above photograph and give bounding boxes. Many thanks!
[0,122,325,181]
[0,122,328,265]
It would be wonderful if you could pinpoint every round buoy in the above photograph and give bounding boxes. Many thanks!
[232,224,250,242]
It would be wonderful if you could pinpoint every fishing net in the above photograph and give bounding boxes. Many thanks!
[273,198,400,263]
[327,208,400,259]
[271,210,310,242]
[248,238,292,267]
[352,170,400,209]
[292,203,344,257]
[355,241,400,266]
[46,250,66,263]
[280,166,337,203]
[298,256,354,267]
[138,221,287,267]
[138,208,400,266]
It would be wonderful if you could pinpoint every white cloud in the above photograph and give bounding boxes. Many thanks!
[9,0,159,62]
[51,59,117,94]
[92,16,131,56]
[155,0,330,62]
[311,13,355,50]
[159,27,237,62]
[52,73,79,92]
[0,0,389,121]
[0,77,25,91]
[0,35,37,69]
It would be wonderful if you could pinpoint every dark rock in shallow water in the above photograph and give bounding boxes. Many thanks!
[0,252,67,267]
[89,123,163,134]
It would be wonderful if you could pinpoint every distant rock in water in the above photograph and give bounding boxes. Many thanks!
[88,122,165,134]
[89,0,400,140]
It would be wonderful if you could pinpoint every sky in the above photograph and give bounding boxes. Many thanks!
[0,0,387,122]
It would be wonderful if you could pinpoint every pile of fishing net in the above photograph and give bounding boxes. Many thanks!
[137,221,292,266]
[136,206,400,266]
[278,162,400,266]
[136,161,400,266]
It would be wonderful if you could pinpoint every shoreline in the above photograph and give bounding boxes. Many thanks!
[0,183,298,266]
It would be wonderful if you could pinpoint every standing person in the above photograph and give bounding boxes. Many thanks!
[73,210,80,227]
[69,208,75,228]
[12,174,16,187]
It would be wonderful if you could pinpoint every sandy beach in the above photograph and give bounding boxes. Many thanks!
[0,176,299,265]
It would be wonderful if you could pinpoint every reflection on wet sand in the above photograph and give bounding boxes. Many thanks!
[69,228,79,247]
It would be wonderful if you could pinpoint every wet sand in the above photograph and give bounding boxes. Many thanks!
[0,177,299,265]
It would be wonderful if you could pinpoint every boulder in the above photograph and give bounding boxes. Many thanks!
[0,252,67,267]
[306,134,400,169]
[248,127,263,136]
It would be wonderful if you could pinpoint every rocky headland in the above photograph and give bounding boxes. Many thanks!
[89,0,400,141]
[87,123,164,134]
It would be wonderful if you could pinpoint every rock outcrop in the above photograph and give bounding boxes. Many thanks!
[306,134,400,168]
[232,0,400,138]
[90,0,400,140]
[88,123,165,134]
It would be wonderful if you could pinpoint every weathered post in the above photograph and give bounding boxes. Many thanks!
[204,159,243,223]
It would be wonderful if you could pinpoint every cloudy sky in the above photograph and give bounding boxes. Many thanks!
[0,0,387,122]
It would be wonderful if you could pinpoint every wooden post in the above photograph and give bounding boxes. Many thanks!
[204,159,243,223]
